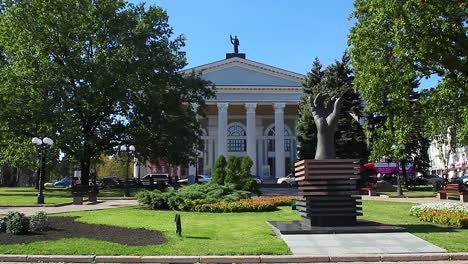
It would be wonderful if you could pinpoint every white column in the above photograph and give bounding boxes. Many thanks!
[217,103,229,158]
[245,103,257,175]
[256,121,264,177]
[274,103,286,178]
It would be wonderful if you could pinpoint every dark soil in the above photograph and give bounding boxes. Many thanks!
[0,217,167,246]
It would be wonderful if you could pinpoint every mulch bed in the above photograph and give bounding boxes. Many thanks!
[0,216,167,246]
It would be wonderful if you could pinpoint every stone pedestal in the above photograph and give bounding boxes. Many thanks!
[294,159,361,227]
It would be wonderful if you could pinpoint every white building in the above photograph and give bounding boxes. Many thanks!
[428,139,467,178]
[183,53,305,179]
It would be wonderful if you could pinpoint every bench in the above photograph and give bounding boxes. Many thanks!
[359,187,377,197]
[437,184,467,202]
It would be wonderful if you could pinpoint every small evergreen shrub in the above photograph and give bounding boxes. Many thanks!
[0,217,6,233]
[211,155,227,185]
[5,211,29,235]
[136,184,251,211]
[29,211,48,232]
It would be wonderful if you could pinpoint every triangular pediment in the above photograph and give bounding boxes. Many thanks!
[182,57,305,87]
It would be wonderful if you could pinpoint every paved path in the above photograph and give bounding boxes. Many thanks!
[0,199,138,216]
[362,195,465,204]
[282,232,446,256]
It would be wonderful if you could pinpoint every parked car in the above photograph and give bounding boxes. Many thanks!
[142,174,170,183]
[424,174,444,184]
[95,176,124,188]
[460,175,468,184]
[177,175,211,184]
[253,176,263,184]
[277,174,296,186]
[53,177,72,187]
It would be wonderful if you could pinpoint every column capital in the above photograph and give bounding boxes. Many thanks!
[244,103,257,113]
[217,102,229,112]
[274,103,286,113]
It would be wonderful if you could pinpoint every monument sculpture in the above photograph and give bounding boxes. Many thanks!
[310,94,343,159]
[230,35,240,54]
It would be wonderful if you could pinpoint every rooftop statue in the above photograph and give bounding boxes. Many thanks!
[230,35,240,54]
[309,93,343,159]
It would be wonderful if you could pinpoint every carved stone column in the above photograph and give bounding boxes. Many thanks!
[217,103,229,158]
[245,103,257,175]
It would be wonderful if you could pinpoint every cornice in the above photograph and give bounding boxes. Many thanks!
[182,57,305,83]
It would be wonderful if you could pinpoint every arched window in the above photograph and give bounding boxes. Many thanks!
[227,124,246,152]
[266,126,292,152]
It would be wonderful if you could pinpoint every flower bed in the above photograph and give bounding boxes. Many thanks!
[410,202,468,228]
[194,196,295,213]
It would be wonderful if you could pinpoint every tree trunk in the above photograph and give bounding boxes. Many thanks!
[80,158,91,186]
[401,160,408,188]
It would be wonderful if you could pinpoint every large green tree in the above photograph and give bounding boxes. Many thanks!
[0,0,214,185]
[297,55,368,160]
[349,0,467,154]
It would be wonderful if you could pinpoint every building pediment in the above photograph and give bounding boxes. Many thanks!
[182,57,305,87]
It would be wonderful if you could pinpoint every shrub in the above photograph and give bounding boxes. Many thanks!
[212,155,227,185]
[0,217,6,233]
[410,202,468,228]
[137,184,251,211]
[29,211,48,232]
[5,211,29,235]
[225,155,241,186]
[136,190,171,210]
[194,196,295,213]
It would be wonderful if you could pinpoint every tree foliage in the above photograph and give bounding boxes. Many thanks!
[96,154,134,178]
[0,0,214,185]
[297,55,368,160]
[349,0,467,155]
[224,155,241,186]
[211,155,226,185]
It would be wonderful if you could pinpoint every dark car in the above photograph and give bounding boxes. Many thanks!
[97,176,124,188]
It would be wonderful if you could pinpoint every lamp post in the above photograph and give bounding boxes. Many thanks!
[119,144,135,197]
[32,137,54,204]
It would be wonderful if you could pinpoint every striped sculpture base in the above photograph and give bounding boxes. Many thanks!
[294,159,362,227]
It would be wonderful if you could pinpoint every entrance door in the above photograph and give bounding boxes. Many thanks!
[267,158,275,178]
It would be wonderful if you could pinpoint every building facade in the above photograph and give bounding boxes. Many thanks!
[184,54,305,179]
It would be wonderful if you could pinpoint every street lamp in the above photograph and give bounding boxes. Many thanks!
[119,144,135,197]
[32,137,54,204]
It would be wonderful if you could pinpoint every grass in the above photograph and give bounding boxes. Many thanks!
[378,185,437,197]
[0,187,141,205]
[360,200,468,252]
[0,206,299,255]
[1,199,466,255]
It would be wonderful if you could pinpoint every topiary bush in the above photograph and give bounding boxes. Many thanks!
[29,211,48,232]
[5,211,29,235]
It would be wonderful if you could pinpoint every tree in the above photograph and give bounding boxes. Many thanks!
[240,156,258,193]
[224,155,240,186]
[96,154,133,178]
[297,55,368,160]
[211,155,226,185]
[349,0,467,150]
[0,0,214,186]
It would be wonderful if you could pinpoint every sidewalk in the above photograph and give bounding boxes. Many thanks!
[0,199,138,216]
[361,195,464,204]
[0,253,467,263]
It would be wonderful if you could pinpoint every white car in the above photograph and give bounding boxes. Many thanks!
[277,174,296,186]
[177,175,211,184]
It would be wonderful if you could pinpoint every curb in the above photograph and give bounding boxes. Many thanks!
[0,202,73,207]
[1,253,468,263]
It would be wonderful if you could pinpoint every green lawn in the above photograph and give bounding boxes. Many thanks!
[378,185,437,197]
[0,207,299,255]
[360,200,467,252]
[0,187,140,205]
[0,200,466,255]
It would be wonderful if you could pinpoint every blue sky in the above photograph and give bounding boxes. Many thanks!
[130,0,439,89]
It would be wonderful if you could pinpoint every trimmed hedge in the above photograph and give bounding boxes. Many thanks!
[194,196,294,213]
[136,184,250,211]
[410,202,468,228]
